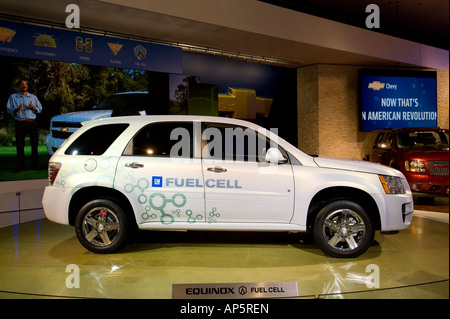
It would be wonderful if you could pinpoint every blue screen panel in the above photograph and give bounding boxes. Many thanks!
[359,69,437,131]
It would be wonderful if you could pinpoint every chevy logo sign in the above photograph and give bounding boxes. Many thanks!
[368,81,385,91]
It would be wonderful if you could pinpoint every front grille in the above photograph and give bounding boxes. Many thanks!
[427,160,449,166]
[427,160,449,176]
[51,130,74,139]
[50,121,82,139]
[428,167,449,176]
[52,121,83,128]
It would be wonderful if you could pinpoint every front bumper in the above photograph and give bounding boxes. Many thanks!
[45,133,65,156]
[377,192,414,232]
[404,173,449,196]
[408,181,449,196]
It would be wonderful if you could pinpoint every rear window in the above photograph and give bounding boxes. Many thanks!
[65,124,129,155]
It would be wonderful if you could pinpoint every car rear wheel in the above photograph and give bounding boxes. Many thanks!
[75,199,128,254]
[313,200,374,258]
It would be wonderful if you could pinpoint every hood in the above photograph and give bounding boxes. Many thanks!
[396,148,449,161]
[51,110,113,123]
[313,156,402,177]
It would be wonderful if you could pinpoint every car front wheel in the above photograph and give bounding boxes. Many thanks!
[75,199,128,254]
[313,200,375,258]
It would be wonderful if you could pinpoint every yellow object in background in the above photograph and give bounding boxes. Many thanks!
[219,88,273,119]
[0,27,16,43]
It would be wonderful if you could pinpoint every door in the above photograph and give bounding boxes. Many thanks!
[115,121,205,225]
[201,123,294,224]
[370,132,391,165]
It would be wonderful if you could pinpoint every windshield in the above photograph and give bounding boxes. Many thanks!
[94,95,115,110]
[93,93,150,116]
[396,130,449,150]
[94,94,148,110]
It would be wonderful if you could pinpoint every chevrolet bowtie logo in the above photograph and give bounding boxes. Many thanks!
[368,81,385,91]
[60,127,69,132]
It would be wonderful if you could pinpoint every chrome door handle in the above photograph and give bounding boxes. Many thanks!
[207,166,227,173]
[125,162,144,169]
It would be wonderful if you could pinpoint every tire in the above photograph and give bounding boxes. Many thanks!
[75,199,129,254]
[313,200,375,258]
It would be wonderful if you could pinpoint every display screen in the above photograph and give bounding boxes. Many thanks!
[359,69,437,131]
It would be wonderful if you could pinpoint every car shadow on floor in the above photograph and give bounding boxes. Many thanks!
[123,229,382,260]
[46,228,382,266]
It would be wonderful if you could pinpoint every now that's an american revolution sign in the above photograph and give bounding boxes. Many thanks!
[359,69,437,132]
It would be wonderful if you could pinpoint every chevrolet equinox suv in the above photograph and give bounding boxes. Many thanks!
[42,116,414,258]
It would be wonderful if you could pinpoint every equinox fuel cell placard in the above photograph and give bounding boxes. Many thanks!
[172,282,299,299]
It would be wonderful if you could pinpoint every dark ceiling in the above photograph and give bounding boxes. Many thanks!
[262,0,449,50]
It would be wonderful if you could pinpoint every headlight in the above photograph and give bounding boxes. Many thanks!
[405,160,426,173]
[379,175,406,194]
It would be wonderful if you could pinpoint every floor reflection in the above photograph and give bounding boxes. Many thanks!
[0,215,448,299]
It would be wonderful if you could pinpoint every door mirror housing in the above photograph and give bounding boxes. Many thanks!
[376,142,390,150]
[265,147,288,164]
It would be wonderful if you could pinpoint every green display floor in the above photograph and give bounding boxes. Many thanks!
[0,215,448,299]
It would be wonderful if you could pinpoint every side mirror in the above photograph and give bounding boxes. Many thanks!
[376,142,390,149]
[265,147,288,164]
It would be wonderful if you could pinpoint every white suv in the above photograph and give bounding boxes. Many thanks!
[42,116,414,258]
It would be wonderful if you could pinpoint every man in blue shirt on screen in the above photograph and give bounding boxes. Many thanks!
[6,79,43,171]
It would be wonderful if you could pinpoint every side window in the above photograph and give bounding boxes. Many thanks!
[202,123,287,163]
[385,133,392,148]
[128,122,193,158]
[65,124,129,155]
[373,132,385,149]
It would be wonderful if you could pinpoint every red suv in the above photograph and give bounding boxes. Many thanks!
[367,128,449,196]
